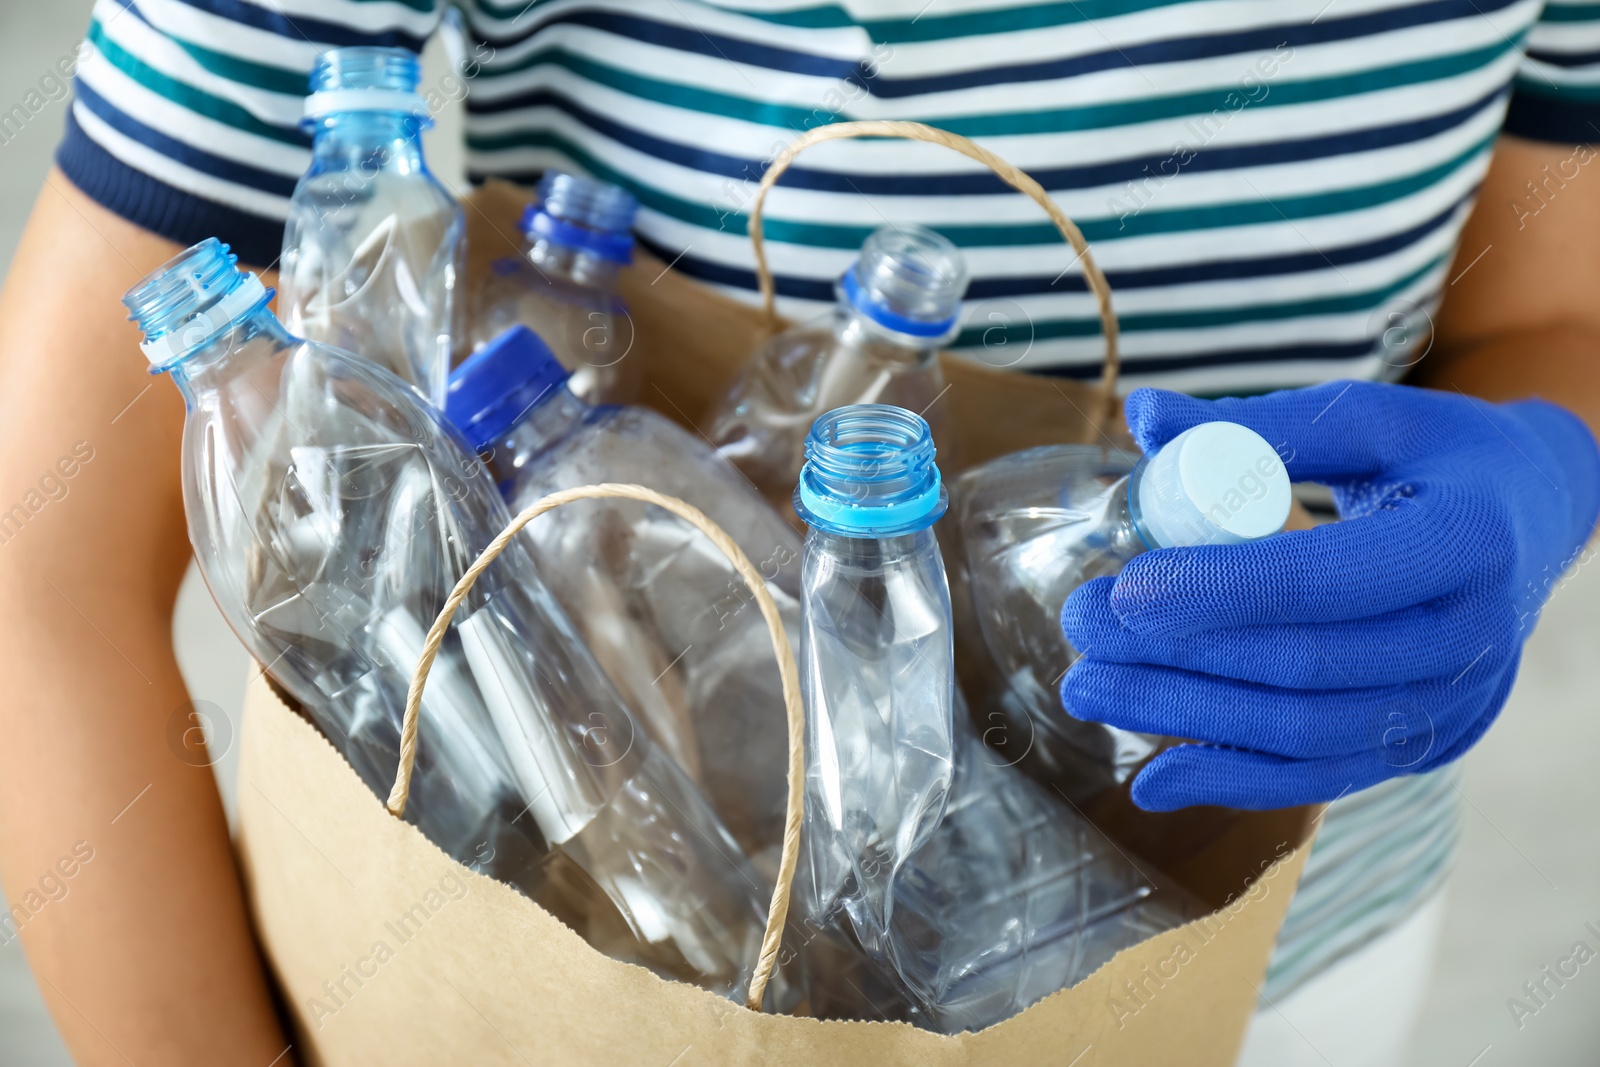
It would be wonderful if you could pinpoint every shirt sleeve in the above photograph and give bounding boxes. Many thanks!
[57,0,441,268]
[1505,0,1600,144]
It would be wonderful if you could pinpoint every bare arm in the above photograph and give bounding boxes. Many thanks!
[0,173,289,1063]
[1425,135,1600,435]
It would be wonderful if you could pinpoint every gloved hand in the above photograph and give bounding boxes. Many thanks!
[1060,380,1600,811]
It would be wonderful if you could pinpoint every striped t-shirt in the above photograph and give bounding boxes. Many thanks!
[55,0,1596,1005]
[61,0,1600,395]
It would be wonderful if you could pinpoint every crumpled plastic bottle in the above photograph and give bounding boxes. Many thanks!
[279,46,464,406]
[946,427,1292,807]
[792,404,1193,1032]
[125,239,771,1002]
[708,225,967,513]
[445,325,800,872]
[471,172,640,405]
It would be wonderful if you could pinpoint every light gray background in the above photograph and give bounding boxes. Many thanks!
[1,4,1596,1064]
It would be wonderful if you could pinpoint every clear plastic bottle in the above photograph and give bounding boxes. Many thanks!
[793,404,1189,1032]
[948,428,1292,807]
[471,172,640,405]
[279,46,464,406]
[792,406,956,966]
[124,240,769,1001]
[707,225,967,513]
[445,325,801,869]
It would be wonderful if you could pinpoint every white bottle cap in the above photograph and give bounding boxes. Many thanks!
[1134,422,1291,549]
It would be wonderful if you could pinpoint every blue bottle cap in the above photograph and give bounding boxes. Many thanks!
[795,404,947,537]
[446,326,571,452]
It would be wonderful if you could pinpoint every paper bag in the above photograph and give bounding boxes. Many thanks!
[238,675,1313,1066]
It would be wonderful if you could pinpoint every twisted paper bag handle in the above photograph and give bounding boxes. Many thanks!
[386,484,804,1012]
[746,119,1121,430]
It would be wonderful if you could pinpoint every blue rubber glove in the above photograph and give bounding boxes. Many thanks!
[1060,380,1600,811]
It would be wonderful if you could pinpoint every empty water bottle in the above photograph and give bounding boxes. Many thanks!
[124,240,770,1000]
[446,325,800,867]
[947,427,1291,805]
[794,404,1188,1032]
[471,172,640,404]
[279,46,464,405]
[707,225,967,511]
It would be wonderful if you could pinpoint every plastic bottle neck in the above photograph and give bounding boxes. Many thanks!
[832,306,943,367]
[806,524,940,568]
[1106,477,1162,554]
[307,112,428,176]
[481,385,590,485]
[795,404,947,537]
[525,236,620,290]
[123,240,283,400]
[165,308,289,405]
[829,225,966,356]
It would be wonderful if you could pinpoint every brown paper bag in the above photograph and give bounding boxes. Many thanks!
[236,123,1318,1066]
[239,676,1312,1066]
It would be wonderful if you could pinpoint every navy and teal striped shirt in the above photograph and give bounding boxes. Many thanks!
[60,0,1600,393]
